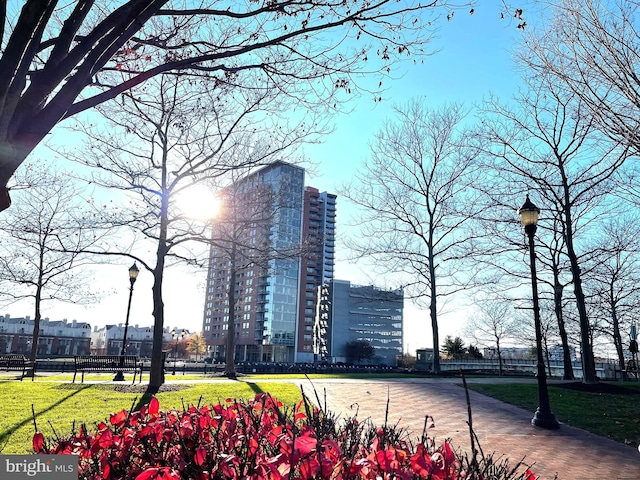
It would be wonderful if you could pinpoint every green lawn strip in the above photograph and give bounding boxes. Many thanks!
[466,382,640,446]
[0,373,217,382]
[0,381,302,454]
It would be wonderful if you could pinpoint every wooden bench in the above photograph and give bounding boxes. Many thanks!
[73,355,142,384]
[0,354,35,381]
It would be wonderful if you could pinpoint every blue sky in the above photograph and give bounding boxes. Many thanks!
[304,5,528,352]
[5,4,532,355]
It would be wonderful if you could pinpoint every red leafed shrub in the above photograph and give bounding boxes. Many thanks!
[32,394,536,480]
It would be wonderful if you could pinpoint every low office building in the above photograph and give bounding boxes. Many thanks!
[315,280,404,365]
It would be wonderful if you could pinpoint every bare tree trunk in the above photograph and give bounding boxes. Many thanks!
[553,282,575,380]
[428,236,440,374]
[149,179,170,390]
[28,247,47,376]
[610,299,628,382]
[28,283,43,377]
[429,277,440,374]
[566,248,597,383]
[149,260,166,389]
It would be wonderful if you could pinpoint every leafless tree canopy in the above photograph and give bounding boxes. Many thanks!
[0,0,462,212]
[521,0,640,154]
[341,99,480,372]
[0,161,106,363]
[61,71,319,387]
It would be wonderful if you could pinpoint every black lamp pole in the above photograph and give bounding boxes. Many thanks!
[114,263,140,381]
[519,195,560,429]
[171,329,185,376]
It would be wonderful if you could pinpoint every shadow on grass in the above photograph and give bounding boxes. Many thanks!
[132,385,164,412]
[0,384,92,451]
[130,379,267,412]
[243,381,265,396]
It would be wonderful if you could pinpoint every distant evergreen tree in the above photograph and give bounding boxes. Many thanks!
[442,336,466,360]
[345,340,376,364]
[467,345,484,359]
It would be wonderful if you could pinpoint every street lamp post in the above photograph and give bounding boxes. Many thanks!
[171,329,186,376]
[114,263,140,381]
[518,195,560,429]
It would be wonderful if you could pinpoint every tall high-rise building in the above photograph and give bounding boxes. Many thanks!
[296,187,337,362]
[202,161,336,363]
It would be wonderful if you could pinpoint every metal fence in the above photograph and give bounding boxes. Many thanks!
[26,357,627,381]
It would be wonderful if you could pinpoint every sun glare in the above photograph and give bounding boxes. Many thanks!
[175,185,221,221]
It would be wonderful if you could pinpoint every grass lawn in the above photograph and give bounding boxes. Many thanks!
[4,373,638,455]
[0,378,303,454]
[466,382,640,446]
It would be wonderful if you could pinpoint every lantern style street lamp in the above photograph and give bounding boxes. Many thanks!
[518,195,560,429]
[171,329,187,376]
[114,262,140,381]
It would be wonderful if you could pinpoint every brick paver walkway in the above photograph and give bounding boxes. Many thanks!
[291,377,640,480]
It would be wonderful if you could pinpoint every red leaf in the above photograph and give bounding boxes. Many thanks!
[32,432,45,452]
[148,397,160,415]
[440,441,456,464]
[158,468,180,479]
[135,467,159,480]
[525,469,537,480]
[299,458,320,479]
[110,410,128,426]
[411,450,433,477]
[194,447,207,466]
[97,429,113,448]
[292,433,317,462]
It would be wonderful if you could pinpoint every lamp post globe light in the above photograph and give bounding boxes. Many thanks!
[114,262,140,381]
[518,195,560,429]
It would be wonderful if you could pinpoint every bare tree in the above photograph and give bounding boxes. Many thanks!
[0,162,104,368]
[0,0,469,212]
[465,296,519,376]
[528,209,576,380]
[477,68,631,383]
[521,0,640,156]
[583,216,640,380]
[209,177,275,378]
[65,74,315,388]
[342,99,480,374]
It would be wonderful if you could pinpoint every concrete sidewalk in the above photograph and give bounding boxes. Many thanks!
[291,378,640,480]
